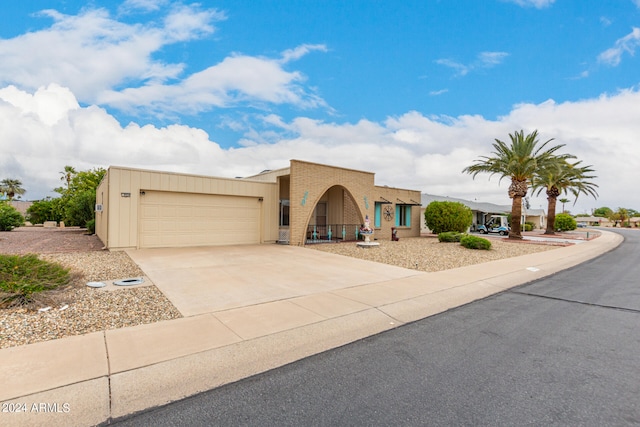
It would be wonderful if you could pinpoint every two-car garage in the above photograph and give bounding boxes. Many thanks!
[95,166,278,250]
[139,191,262,248]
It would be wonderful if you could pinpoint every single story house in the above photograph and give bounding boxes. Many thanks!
[95,160,421,250]
[421,194,547,232]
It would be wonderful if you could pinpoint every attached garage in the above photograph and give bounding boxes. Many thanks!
[139,191,262,248]
[95,166,279,250]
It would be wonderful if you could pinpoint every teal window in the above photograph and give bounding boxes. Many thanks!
[396,205,411,227]
[374,202,382,228]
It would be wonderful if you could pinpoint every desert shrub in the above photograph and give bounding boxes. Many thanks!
[438,231,463,242]
[0,203,24,231]
[64,189,96,228]
[524,221,535,231]
[424,201,473,234]
[26,197,64,224]
[460,235,492,250]
[0,254,72,308]
[555,213,577,231]
[86,218,96,234]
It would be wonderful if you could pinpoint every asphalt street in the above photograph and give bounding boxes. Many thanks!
[112,229,640,426]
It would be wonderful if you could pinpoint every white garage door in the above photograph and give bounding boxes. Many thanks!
[139,191,261,248]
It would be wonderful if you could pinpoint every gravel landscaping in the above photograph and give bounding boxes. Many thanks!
[1,227,563,349]
[308,235,559,272]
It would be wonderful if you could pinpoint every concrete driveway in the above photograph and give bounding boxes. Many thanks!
[126,244,420,317]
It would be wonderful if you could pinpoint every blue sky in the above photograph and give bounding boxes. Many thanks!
[1,0,640,214]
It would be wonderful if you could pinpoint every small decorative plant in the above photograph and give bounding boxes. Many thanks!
[460,235,492,250]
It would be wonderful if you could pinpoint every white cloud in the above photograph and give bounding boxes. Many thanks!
[3,84,638,215]
[436,51,509,77]
[0,5,325,118]
[503,0,556,8]
[598,27,640,66]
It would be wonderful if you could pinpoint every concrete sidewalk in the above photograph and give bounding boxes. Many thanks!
[0,231,623,427]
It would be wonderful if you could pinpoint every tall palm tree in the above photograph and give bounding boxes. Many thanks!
[463,130,569,239]
[558,198,571,213]
[60,166,77,189]
[0,178,26,200]
[532,160,598,234]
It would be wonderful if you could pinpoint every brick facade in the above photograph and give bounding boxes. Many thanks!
[287,160,421,246]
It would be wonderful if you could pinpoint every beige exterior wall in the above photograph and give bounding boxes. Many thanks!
[287,160,421,245]
[96,161,421,249]
[96,166,278,249]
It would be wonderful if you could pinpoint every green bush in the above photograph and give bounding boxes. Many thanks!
[524,221,535,231]
[555,213,577,231]
[438,231,463,242]
[0,254,72,307]
[0,203,24,231]
[424,201,473,234]
[26,197,64,224]
[64,189,96,228]
[460,235,492,250]
[86,218,96,234]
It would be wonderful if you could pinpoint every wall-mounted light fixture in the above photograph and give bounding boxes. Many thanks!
[140,190,146,196]
[121,192,131,198]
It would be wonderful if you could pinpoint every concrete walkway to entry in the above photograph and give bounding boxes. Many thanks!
[0,231,623,427]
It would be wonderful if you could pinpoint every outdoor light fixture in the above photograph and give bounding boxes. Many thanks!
[121,192,131,197]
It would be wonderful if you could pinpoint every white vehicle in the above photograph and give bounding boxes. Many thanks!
[477,215,510,235]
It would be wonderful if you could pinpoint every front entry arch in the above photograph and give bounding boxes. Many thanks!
[302,185,365,244]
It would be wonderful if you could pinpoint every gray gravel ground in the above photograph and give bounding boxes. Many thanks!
[1,250,182,349]
[309,236,559,272]
[1,230,559,349]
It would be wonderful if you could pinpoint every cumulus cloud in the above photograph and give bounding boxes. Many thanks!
[2,84,638,215]
[598,27,640,66]
[0,4,327,118]
[503,0,556,8]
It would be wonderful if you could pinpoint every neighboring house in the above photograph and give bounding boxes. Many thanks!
[96,160,421,250]
[8,200,33,217]
[575,216,611,227]
[421,194,547,232]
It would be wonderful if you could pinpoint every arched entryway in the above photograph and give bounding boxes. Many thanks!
[303,185,365,244]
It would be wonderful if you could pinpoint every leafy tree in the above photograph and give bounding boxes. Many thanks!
[463,130,569,239]
[53,166,106,228]
[532,159,598,235]
[609,207,630,227]
[424,201,473,234]
[554,213,577,231]
[0,202,24,231]
[0,179,26,200]
[593,207,613,218]
[26,197,64,224]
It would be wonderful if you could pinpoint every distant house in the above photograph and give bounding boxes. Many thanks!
[8,200,33,217]
[421,194,547,232]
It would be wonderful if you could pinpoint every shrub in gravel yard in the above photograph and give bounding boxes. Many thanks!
[424,201,473,234]
[0,254,72,308]
[438,231,464,242]
[0,202,24,231]
[554,213,577,232]
[460,235,492,250]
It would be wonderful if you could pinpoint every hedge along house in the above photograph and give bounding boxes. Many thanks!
[95,160,421,250]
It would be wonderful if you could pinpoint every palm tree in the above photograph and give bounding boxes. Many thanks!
[463,130,568,239]
[60,166,77,189]
[532,160,598,234]
[0,178,26,200]
[558,198,570,213]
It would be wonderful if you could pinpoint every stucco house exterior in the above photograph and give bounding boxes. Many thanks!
[95,160,421,250]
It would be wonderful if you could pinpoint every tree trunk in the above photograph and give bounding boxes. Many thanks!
[545,197,557,234]
[510,195,523,239]
[545,187,560,235]
[508,178,527,240]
